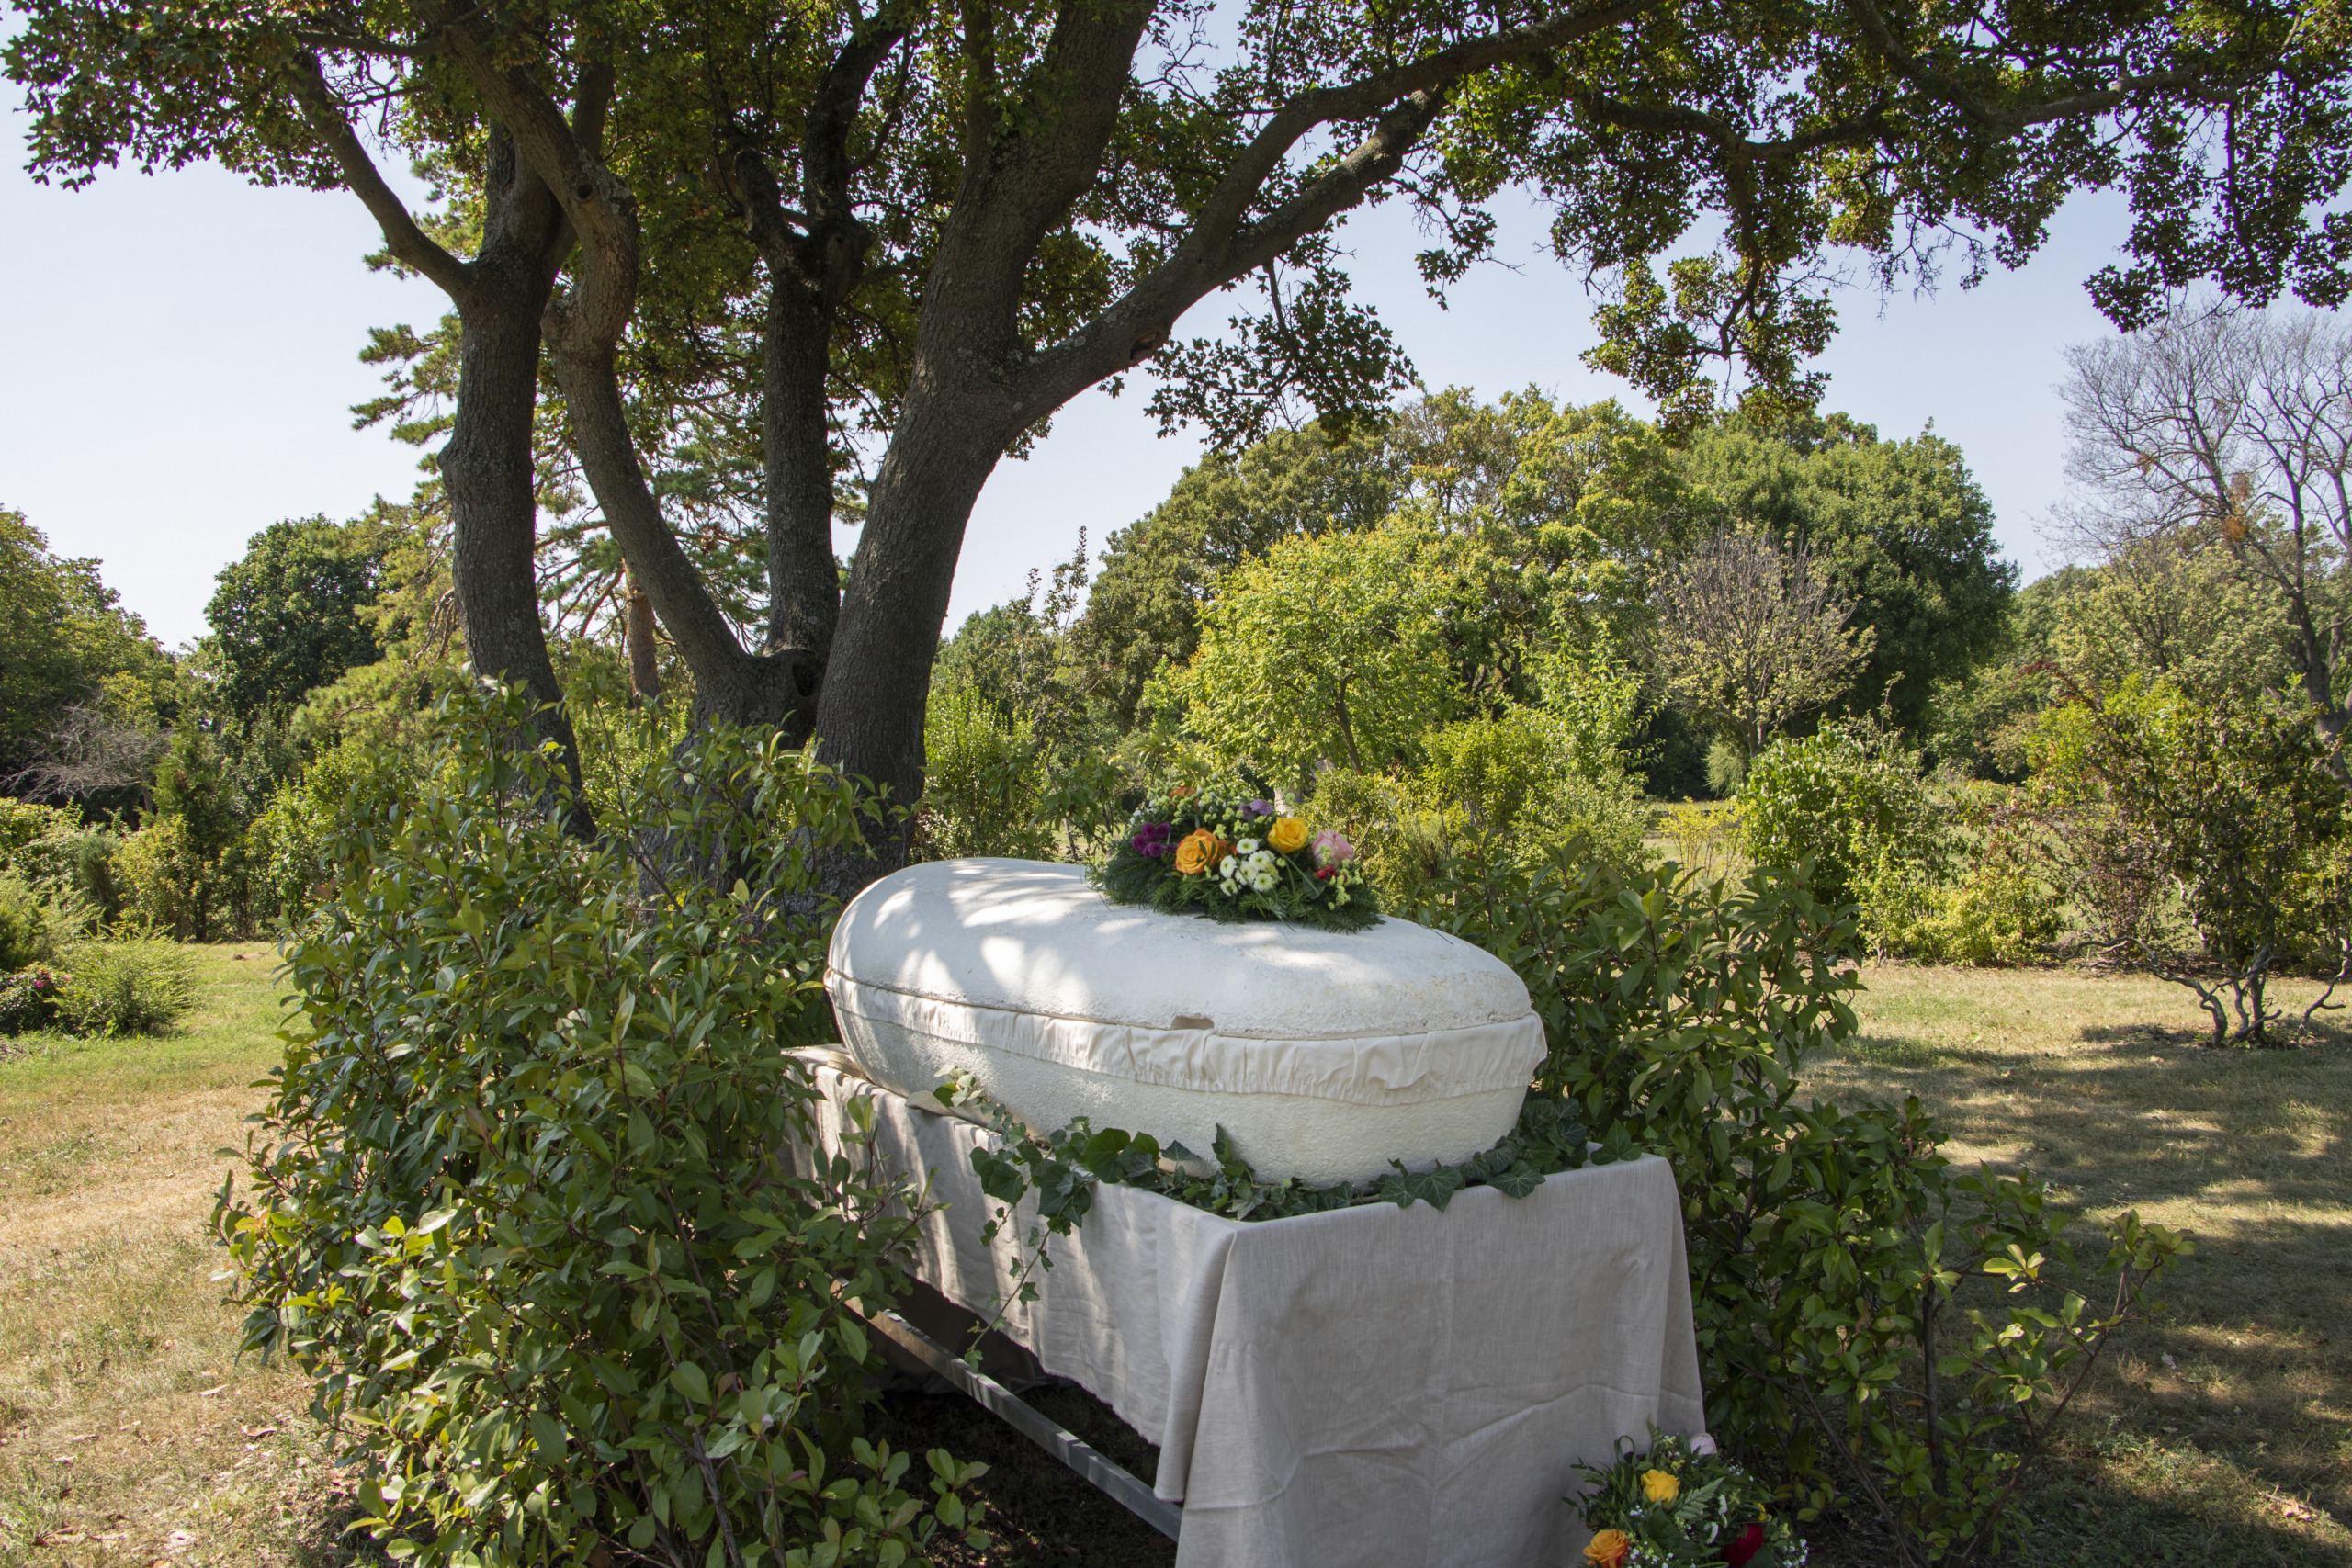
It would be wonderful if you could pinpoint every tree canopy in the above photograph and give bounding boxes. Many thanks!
[0,507,174,795]
[202,515,391,727]
[1676,415,2016,731]
[14,0,2350,876]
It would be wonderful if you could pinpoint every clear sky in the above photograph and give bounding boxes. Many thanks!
[2,96,2126,652]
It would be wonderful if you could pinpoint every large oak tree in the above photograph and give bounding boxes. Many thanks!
[13,0,2352,885]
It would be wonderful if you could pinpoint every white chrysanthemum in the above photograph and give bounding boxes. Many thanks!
[1237,838,1260,853]
[1219,855,1237,875]
[1252,872,1276,892]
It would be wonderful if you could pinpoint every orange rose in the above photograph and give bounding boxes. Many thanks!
[1266,816,1310,854]
[1172,829,1228,875]
[1582,1529,1632,1568]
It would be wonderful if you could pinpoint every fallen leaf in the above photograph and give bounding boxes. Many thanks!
[167,1529,196,1545]
[242,1426,278,1439]
[33,1530,81,1545]
[195,1385,227,1397]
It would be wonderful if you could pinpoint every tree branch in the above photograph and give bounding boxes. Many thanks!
[1842,0,2201,131]
[288,51,472,299]
[1013,0,1662,417]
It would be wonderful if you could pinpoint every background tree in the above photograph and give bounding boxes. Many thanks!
[2058,306,2352,764]
[1677,414,2016,731]
[2031,680,2346,1045]
[1071,423,1402,730]
[17,0,2352,886]
[202,515,391,728]
[1648,531,1874,761]
[1159,522,1456,788]
[0,507,175,801]
[1073,391,1707,733]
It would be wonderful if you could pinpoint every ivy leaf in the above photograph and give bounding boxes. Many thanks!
[970,1148,1028,1207]
[1489,1162,1545,1199]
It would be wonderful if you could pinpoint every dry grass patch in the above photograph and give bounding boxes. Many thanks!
[0,944,371,1568]
[1807,964,2352,1567]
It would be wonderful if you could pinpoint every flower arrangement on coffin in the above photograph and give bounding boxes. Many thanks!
[1575,1430,1807,1568]
[1096,787,1381,932]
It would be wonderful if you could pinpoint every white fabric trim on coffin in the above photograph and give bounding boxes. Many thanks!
[828,974,1547,1105]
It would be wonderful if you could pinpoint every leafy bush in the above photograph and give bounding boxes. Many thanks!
[10,823,125,920]
[54,938,195,1035]
[0,798,75,858]
[1908,858,2064,966]
[0,873,60,971]
[2029,680,2345,1043]
[244,732,422,927]
[914,681,1055,861]
[1736,718,1940,909]
[1398,852,2185,1565]
[215,683,988,1568]
[0,964,71,1034]
[124,725,255,941]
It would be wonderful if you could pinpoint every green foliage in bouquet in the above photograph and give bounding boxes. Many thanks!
[1095,787,1380,931]
[1573,1429,1806,1568]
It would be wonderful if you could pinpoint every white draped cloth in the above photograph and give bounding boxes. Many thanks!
[802,1066,1709,1568]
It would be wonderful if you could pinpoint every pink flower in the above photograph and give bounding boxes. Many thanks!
[1310,829,1356,867]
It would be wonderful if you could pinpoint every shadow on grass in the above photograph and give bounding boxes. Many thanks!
[1810,1018,2352,1559]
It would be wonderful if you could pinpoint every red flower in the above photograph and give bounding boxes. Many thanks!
[1723,1522,1766,1566]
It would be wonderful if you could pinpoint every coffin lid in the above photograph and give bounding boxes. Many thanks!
[827,858,1535,1041]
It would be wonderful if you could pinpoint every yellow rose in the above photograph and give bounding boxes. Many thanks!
[1172,829,1227,876]
[1267,816,1310,854]
[1641,1468,1680,1505]
[1582,1529,1632,1567]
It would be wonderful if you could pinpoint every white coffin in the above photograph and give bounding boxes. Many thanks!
[823,858,1545,1186]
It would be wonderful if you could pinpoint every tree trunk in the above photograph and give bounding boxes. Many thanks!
[813,396,1011,872]
[625,569,661,705]
[764,276,844,668]
[436,136,587,820]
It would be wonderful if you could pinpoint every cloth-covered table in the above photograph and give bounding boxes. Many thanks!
[803,1066,1707,1568]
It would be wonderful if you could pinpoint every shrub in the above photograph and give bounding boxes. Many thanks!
[2029,680,2345,1044]
[0,798,75,859]
[244,732,422,926]
[1914,858,2064,966]
[1736,717,1940,910]
[11,824,125,920]
[215,683,987,1568]
[54,938,195,1035]
[0,873,59,970]
[1401,852,2185,1565]
[0,964,72,1034]
[914,680,1055,860]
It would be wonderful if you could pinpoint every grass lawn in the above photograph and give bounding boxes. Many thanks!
[2,950,2345,1566]
[0,942,360,1568]
[1815,967,2352,1567]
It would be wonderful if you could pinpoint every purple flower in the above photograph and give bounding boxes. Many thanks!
[1244,798,1277,818]
[1130,821,1175,858]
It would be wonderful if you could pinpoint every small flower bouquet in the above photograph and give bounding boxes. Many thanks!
[1095,787,1381,932]
[1574,1431,1806,1568]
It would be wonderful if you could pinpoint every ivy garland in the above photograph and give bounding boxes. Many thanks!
[931,1077,1633,1354]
